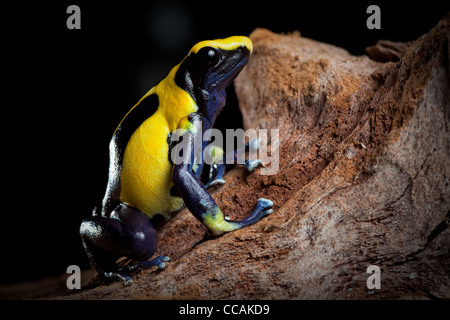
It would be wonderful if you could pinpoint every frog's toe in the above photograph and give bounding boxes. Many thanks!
[100,269,134,286]
[143,255,170,269]
[254,198,274,217]
[204,178,226,189]
[115,272,134,286]
[123,276,134,286]
[257,198,274,209]
[245,159,262,172]
[156,255,170,269]
[119,255,170,278]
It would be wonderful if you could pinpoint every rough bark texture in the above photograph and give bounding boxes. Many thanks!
[52,15,449,299]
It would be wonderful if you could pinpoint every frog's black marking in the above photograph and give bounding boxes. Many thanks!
[113,93,159,164]
[102,93,159,216]
[167,132,174,164]
[169,185,180,197]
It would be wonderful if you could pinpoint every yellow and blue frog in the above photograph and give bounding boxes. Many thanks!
[80,36,273,285]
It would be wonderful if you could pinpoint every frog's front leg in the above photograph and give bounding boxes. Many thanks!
[204,138,262,189]
[80,204,168,285]
[172,114,273,236]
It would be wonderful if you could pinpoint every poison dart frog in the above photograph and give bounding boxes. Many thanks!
[80,36,274,285]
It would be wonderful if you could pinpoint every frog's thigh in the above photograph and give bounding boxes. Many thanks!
[80,204,158,265]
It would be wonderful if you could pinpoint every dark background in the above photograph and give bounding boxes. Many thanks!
[2,1,448,285]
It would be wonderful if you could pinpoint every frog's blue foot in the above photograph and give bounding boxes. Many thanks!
[97,256,170,286]
[204,161,225,188]
[204,145,226,189]
[238,198,274,226]
[245,159,262,172]
[102,269,135,286]
[115,255,169,285]
[204,178,226,189]
[243,138,263,172]
[137,255,170,270]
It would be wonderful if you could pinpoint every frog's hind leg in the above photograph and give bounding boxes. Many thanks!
[80,203,168,285]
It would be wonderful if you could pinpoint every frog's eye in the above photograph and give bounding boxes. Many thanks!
[196,47,221,68]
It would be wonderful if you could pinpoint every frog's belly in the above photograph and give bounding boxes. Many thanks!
[119,116,183,218]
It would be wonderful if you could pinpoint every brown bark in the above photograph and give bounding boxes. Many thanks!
[25,14,450,300]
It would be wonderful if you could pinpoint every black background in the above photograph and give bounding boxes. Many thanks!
[2,1,449,285]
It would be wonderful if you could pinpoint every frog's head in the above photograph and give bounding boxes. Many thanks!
[175,36,252,123]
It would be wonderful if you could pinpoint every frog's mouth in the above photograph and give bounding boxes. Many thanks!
[212,56,249,91]
[206,45,251,92]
